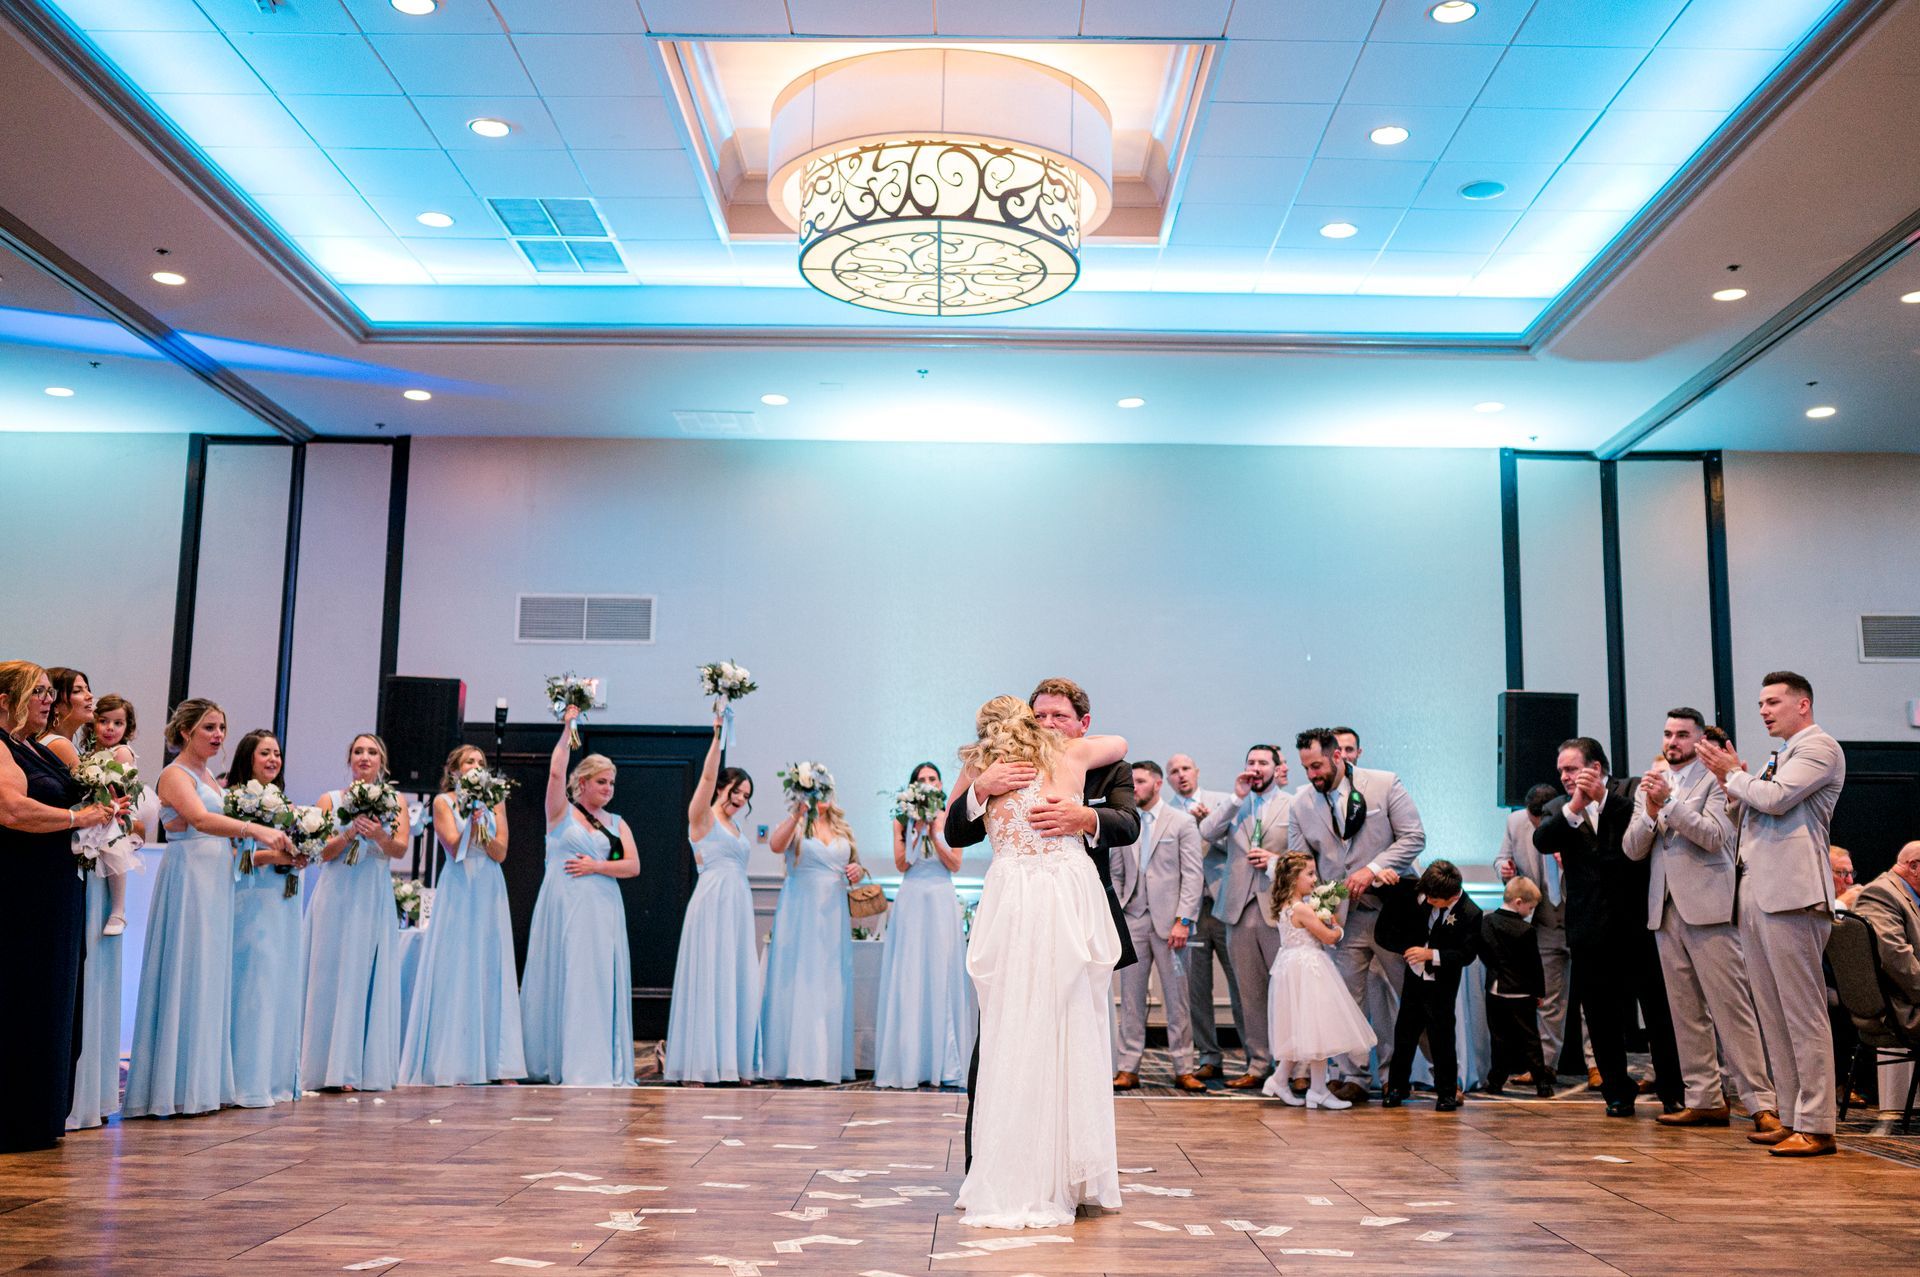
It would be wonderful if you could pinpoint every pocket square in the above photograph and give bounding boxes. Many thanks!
[1089,796,1108,806]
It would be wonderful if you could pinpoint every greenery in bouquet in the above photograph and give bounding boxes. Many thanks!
[697,660,757,702]
[337,777,402,865]
[455,765,514,817]
[546,673,599,748]
[778,760,834,836]
[394,876,425,927]
[1307,879,1350,923]
[282,804,334,899]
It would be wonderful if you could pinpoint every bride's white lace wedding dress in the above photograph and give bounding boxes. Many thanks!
[955,779,1122,1229]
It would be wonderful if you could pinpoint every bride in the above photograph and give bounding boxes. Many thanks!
[952,695,1125,1229]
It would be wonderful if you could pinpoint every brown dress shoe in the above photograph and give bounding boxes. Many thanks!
[1224,1072,1267,1090]
[1747,1110,1784,1140]
[1587,1067,1604,1090]
[1112,1071,1139,1091]
[1769,1132,1837,1157]
[1174,1073,1209,1092]
[1636,1076,1658,1095]
[1327,1080,1370,1104]
[1656,1105,1731,1127]
[1290,1076,1310,1096]
[1748,1122,1795,1146]
[1508,1072,1534,1086]
[1193,1063,1221,1081]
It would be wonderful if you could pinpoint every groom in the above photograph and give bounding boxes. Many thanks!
[945,676,1140,1168]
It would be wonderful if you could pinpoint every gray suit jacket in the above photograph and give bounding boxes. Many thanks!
[1725,725,1845,915]
[1500,808,1561,931]
[1167,786,1233,908]
[1851,871,1920,1037]
[1198,786,1291,927]
[1622,761,1738,928]
[1287,766,1425,909]
[1110,804,1204,939]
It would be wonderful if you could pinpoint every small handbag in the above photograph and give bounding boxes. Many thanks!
[847,847,889,919]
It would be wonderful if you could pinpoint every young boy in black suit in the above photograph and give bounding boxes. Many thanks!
[1380,860,1481,1111]
[1481,877,1555,1098]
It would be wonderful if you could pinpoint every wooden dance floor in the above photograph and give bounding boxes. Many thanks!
[3,1086,1917,1275]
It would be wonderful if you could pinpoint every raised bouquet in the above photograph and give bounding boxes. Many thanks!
[546,673,599,748]
[888,780,946,858]
[394,876,425,928]
[280,804,334,899]
[453,765,513,860]
[224,779,293,879]
[336,777,402,866]
[1307,879,1350,924]
[779,760,834,838]
[698,660,756,748]
[69,750,145,877]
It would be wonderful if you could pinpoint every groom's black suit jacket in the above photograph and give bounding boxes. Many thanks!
[943,757,1141,970]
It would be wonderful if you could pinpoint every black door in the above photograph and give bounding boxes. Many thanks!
[462,720,713,1042]
[1832,741,1920,882]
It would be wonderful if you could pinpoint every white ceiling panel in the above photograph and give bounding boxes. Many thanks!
[1168,202,1287,248]
[1387,207,1523,254]
[1474,44,1647,109]
[280,95,437,149]
[1443,107,1601,163]
[403,237,535,279]
[1080,0,1234,39]
[228,34,401,95]
[330,147,476,197]
[148,93,311,149]
[335,0,508,35]
[1342,41,1505,106]
[1368,0,1531,44]
[249,190,389,237]
[1154,246,1262,292]
[203,145,355,196]
[1662,0,1842,50]
[1194,102,1334,157]
[616,239,737,282]
[1501,207,1634,256]
[1514,0,1691,49]
[1468,250,1585,297]
[54,0,214,31]
[570,148,704,199]
[1612,46,1788,111]
[935,0,1084,38]
[1211,41,1365,104]
[1412,161,1557,209]
[1530,162,1674,211]
[1297,157,1432,207]
[1569,109,1723,164]
[368,35,539,97]
[1180,155,1310,204]
[364,193,503,239]
[84,30,265,94]
[545,96,684,150]
[295,234,433,283]
[1257,247,1379,293]
[1314,103,1467,160]
[787,1,936,36]
[1275,204,1401,251]
[490,0,652,34]
[637,0,791,35]
[447,148,590,196]
[512,34,663,97]
[1225,0,1383,42]
[413,97,566,149]
[1360,250,1487,295]
[199,0,358,35]
[596,197,724,240]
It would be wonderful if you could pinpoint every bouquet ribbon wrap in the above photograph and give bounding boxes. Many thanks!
[233,836,256,883]
[720,701,736,751]
[454,807,497,864]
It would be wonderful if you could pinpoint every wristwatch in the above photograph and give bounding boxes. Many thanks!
[1175,916,1194,929]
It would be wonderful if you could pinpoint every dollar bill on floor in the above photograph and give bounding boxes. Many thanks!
[342,1260,403,1271]
[1275,1249,1355,1257]
[1255,1226,1293,1237]
[490,1260,554,1268]
[1360,1216,1409,1226]
[1416,1230,1454,1242]
[522,1171,598,1181]
[1184,1224,1214,1236]
[1135,1221,1180,1232]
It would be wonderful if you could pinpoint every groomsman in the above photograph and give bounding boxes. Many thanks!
[1164,754,1241,1080]
[1287,728,1426,1099]
[1499,783,1575,1075]
[1699,671,1847,1157]
[1198,745,1293,1089]
[1111,762,1206,1092]
[1333,727,1363,766]
[1622,708,1779,1133]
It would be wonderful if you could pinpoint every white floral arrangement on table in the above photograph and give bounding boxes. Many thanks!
[887,780,947,858]
[224,779,293,880]
[778,760,834,837]
[851,924,877,942]
[545,673,599,748]
[336,778,402,866]
[698,660,757,748]
[281,804,334,900]
[1306,880,1349,925]
[394,877,430,928]
[69,750,145,878]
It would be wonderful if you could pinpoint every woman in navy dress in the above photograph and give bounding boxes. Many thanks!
[521,707,640,1086]
[759,795,864,1083]
[664,712,759,1084]
[228,729,306,1108]
[874,762,971,1088]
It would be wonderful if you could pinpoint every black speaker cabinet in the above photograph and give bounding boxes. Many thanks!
[379,676,466,791]
[1498,691,1578,807]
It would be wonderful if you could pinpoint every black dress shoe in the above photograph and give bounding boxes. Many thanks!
[1535,1083,1556,1098]
[1435,1095,1461,1112]
[1382,1090,1408,1109]
[1605,1100,1635,1118]
[1661,1100,1684,1115]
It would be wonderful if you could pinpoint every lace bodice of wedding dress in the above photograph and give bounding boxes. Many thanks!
[984,779,1088,866]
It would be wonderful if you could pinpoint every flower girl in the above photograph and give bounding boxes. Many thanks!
[1261,851,1377,1110]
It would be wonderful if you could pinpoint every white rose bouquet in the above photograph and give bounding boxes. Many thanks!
[698,660,757,748]
[394,877,424,928]
[69,750,145,877]
[778,760,834,837]
[1307,879,1350,925]
[888,780,947,858]
[453,766,513,861]
[280,804,334,899]
[546,673,599,748]
[336,778,402,866]
[224,779,294,879]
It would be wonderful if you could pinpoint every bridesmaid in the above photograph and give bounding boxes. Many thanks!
[399,744,526,1086]
[873,762,971,1089]
[303,734,410,1092]
[522,707,640,1086]
[56,678,129,1129]
[126,700,290,1117]
[229,730,305,1109]
[664,712,760,1084]
[759,792,864,1083]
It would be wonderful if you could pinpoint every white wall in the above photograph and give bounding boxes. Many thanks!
[1619,459,1716,763]
[187,444,291,749]
[1515,457,1610,747]
[396,438,1510,877]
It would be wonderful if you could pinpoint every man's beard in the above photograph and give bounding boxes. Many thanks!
[1666,745,1696,765]
[1250,776,1272,793]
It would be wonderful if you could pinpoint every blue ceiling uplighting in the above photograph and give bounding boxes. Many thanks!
[30,0,1852,339]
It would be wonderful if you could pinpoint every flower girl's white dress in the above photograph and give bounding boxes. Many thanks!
[1261,901,1376,1095]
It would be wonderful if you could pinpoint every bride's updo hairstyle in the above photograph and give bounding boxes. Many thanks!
[959,694,1064,777]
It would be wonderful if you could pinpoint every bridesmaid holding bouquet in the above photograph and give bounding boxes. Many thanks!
[229,729,306,1108]
[873,762,971,1089]
[759,788,862,1083]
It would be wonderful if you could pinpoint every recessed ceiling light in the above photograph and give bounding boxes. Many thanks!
[1459,180,1506,200]
[415,211,454,228]
[1430,1,1478,23]
[467,118,511,139]
[150,270,186,286]
[403,389,433,402]
[1369,125,1410,147]
[760,393,789,406]
[1805,405,1836,419]
[1116,397,1145,409]
[1474,401,1505,413]
[391,0,438,14]
[1319,221,1359,240]
[1900,290,1920,304]
[1712,288,1748,301]
[44,386,75,397]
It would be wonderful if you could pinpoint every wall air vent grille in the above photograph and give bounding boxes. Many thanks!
[1858,614,1920,662]
[517,594,655,645]
[673,410,760,437]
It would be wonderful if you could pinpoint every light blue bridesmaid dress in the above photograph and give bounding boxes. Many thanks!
[873,834,973,1088]
[664,820,761,1083]
[300,790,401,1091]
[124,767,235,1117]
[520,810,634,1086]
[66,871,122,1128]
[231,848,306,1107]
[399,797,527,1085]
[758,834,855,1082]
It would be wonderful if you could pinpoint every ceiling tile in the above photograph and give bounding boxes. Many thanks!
[402,237,535,278]
[367,35,537,96]
[1314,104,1467,161]
[335,0,508,35]
[1413,161,1556,209]
[1225,0,1383,41]
[1569,109,1722,164]
[331,147,476,197]
[198,0,358,34]
[203,146,356,196]
[787,0,936,36]
[935,0,1083,37]
[1153,247,1261,293]
[1341,41,1505,106]
[638,0,791,34]
[512,34,663,97]
[1367,0,1530,43]
[448,149,590,197]
[228,34,401,95]
[1529,162,1673,211]
[490,0,651,33]
[149,94,311,149]
[614,240,736,280]
[1179,155,1310,204]
[1612,47,1787,111]
[571,148,703,199]
[85,30,266,94]
[1210,41,1364,103]
[414,97,567,149]
[725,243,805,287]
[1359,250,1487,296]
[365,193,504,238]
[1464,250,1586,297]
[1474,44,1646,109]
[1296,157,1433,207]
[545,96,684,150]
[251,191,390,238]
[1387,207,1522,254]
[1076,245,1162,291]
[1275,204,1402,251]
[1168,203,1287,248]
[294,235,433,284]
[52,0,214,30]
[1661,0,1837,50]
[1443,107,1600,163]
[1514,0,1690,49]
[1500,207,1632,256]
[280,95,437,149]
[1081,0,1234,38]
[1194,102,1334,158]
[596,197,723,240]
[1256,247,1378,294]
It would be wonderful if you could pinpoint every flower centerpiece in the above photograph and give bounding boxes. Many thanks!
[335,777,402,866]
[546,673,599,749]
[224,778,293,878]
[394,877,424,928]
[453,765,513,861]
[282,804,334,899]
[697,660,757,748]
[1307,879,1349,924]
[778,760,834,837]
[69,750,145,877]
[887,779,947,858]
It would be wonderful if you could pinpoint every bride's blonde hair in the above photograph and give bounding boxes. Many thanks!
[958,694,1064,778]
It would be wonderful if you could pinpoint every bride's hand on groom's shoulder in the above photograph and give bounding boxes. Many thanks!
[975,760,1037,798]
